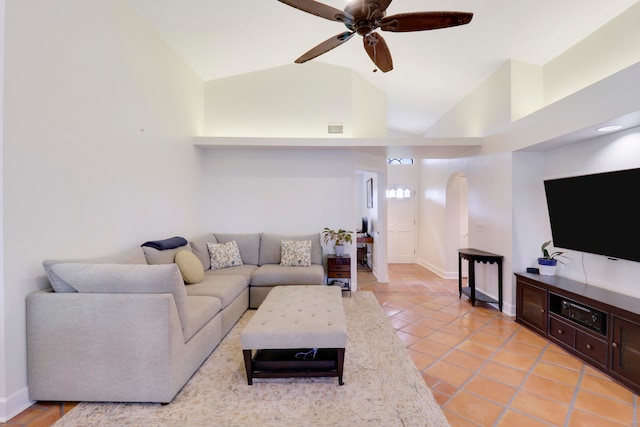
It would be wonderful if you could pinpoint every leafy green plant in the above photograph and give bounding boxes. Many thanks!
[540,240,567,262]
[322,227,353,246]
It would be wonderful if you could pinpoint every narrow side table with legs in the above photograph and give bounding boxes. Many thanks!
[458,248,503,312]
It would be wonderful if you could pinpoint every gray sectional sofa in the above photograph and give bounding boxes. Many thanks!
[26,232,324,403]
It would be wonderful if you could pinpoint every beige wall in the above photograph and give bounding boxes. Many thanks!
[544,2,640,105]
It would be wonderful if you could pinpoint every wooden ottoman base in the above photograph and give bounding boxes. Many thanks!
[243,348,345,385]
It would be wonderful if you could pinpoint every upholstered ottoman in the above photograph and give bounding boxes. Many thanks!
[240,285,347,385]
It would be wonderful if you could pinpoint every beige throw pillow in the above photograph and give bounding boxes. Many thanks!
[175,250,204,284]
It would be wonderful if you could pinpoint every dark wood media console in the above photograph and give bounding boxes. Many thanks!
[515,272,640,395]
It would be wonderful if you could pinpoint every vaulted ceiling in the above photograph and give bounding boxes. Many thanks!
[128,0,639,136]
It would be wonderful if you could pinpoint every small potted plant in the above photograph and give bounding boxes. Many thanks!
[538,240,567,275]
[322,227,353,256]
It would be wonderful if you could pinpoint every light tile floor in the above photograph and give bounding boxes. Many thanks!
[360,263,638,427]
[4,263,638,426]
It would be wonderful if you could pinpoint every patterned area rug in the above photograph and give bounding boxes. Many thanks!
[54,291,449,427]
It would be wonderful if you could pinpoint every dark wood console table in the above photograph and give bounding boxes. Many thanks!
[458,248,503,312]
[356,234,373,268]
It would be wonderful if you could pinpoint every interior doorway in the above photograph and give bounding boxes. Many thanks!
[355,169,387,288]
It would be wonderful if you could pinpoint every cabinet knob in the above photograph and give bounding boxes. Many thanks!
[586,344,592,349]
[612,342,618,348]
[558,329,564,334]
[541,309,545,313]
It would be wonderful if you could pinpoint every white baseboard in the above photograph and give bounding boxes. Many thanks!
[416,258,515,316]
[0,386,33,422]
[416,258,460,279]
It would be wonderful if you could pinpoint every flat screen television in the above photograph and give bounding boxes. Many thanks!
[543,167,640,262]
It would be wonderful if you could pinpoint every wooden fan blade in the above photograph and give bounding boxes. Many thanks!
[277,0,352,23]
[295,31,355,64]
[380,11,473,32]
[373,0,393,15]
[363,33,393,73]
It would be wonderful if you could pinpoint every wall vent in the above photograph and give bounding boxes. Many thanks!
[327,123,344,134]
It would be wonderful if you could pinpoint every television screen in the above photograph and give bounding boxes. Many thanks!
[543,168,640,262]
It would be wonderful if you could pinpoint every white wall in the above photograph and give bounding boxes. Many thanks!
[511,152,547,275]
[0,0,6,417]
[197,147,388,289]
[203,62,387,138]
[2,1,204,420]
[540,127,640,297]
[419,153,514,313]
[424,61,512,138]
[198,148,354,233]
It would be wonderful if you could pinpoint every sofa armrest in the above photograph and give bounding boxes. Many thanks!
[26,290,184,403]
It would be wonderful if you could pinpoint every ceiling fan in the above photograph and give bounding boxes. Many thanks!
[277,0,473,72]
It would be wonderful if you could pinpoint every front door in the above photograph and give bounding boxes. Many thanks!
[387,184,416,263]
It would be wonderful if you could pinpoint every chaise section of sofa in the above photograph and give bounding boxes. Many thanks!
[27,255,224,403]
[144,237,250,337]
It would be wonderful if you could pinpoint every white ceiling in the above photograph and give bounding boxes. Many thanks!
[128,0,639,136]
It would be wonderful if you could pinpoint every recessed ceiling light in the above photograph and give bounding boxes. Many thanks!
[597,125,623,132]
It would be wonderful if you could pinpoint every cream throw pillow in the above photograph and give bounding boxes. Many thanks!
[207,241,243,270]
[175,250,204,284]
[280,240,312,267]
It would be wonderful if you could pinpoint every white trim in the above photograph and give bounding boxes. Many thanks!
[0,387,34,423]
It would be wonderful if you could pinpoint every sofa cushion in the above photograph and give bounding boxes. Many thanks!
[214,233,260,265]
[250,264,324,287]
[185,274,247,309]
[208,241,243,270]
[189,234,217,270]
[280,240,312,267]
[205,265,257,285]
[43,247,148,293]
[49,263,191,331]
[175,250,204,284]
[259,233,322,265]
[183,296,221,342]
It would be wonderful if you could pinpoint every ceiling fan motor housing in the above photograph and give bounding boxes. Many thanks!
[344,0,386,35]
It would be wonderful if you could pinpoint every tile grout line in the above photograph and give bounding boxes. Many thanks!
[397,296,574,426]
[563,364,586,427]
[366,269,640,427]
[412,300,513,426]
[494,340,561,427]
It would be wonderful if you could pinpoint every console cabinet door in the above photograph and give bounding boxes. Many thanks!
[611,315,640,385]
[516,279,547,334]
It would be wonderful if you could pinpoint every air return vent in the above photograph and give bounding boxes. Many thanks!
[327,123,344,134]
